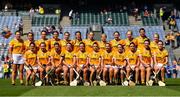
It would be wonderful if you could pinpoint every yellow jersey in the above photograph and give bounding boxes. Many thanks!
[24,50,37,66]
[37,50,50,65]
[124,38,137,50]
[88,51,101,65]
[98,41,107,53]
[60,39,73,52]
[50,49,61,67]
[150,41,158,53]
[72,39,82,53]
[83,39,96,53]
[136,36,148,50]
[113,51,126,66]
[24,40,37,51]
[154,48,168,64]
[110,39,125,52]
[75,51,88,65]
[126,50,139,65]
[36,38,50,51]
[9,39,25,54]
[139,48,152,64]
[49,38,61,50]
[61,50,75,65]
[102,50,113,65]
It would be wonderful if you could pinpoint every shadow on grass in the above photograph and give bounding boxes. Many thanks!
[0,79,36,96]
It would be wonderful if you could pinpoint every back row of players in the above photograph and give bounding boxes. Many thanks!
[9,28,168,86]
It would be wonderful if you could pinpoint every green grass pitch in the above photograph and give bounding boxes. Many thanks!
[0,78,180,96]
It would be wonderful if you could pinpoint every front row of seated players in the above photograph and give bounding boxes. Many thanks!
[9,28,168,86]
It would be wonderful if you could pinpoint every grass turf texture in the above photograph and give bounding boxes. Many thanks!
[0,79,180,96]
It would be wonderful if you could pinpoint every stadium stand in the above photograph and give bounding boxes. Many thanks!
[72,12,129,26]
[62,26,88,39]
[0,16,21,78]
[141,12,160,26]
[32,15,59,26]
[176,19,180,31]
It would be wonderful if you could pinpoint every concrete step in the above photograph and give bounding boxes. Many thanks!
[22,16,32,34]
[129,16,142,25]
[60,16,71,27]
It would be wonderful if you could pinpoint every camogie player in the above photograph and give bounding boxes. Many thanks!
[36,31,50,51]
[50,42,62,85]
[75,42,89,84]
[113,44,127,84]
[49,31,61,50]
[24,42,38,86]
[9,31,25,85]
[153,40,168,83]
[60,43,76,84]
[102,43,113,84]
[110,31,125,52]
[37,42,51,84]
[88,42,102,86]
[139,39,153,85]
[72,31,83,53]
[126,42,140,84]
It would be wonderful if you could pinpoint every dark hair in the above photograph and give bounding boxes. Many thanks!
[15,31,20,34]
[75,31,81,35]
[117,44,124,49]
[139,28,145,33]
[129,42,136,47]
[113,31,120,35]
[64,32,70,35]
[52,31,59,35]
[29,42,36,47]
[40,42,46,46]
[54,42,60,46]
[66,42,72,46]
[79,42,85,46]
[144,39,150,44]
[105,42,111,47]
[158,40,164,45]
[27,32,34,36]
[101,33,107,38]
[41,31,47,34]
[92,41,99,47]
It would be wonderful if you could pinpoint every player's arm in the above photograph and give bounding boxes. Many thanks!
[72,55,76,68]
[153,52,157,66]
[136,56,140,67]
[37,57,42,67]
[98,56,102,68]
[23,52,29,66]
[163,56,168,65]
[112,56,116,65]
[85,55,89,67]
[8,41,13,61]
[50,56,55,67]
[139,54,149,66]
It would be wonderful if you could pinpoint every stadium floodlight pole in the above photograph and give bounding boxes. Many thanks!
[70,68,80,86]
[35,68,55,86]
